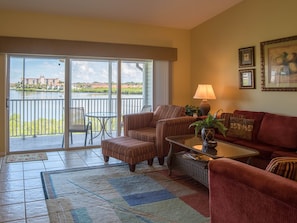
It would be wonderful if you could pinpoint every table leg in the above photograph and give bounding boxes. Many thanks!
[247,157,252,165]
[87,118,103,143]
[100,117,113,139]
[167,142,174,176]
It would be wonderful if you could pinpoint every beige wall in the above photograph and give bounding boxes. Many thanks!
[0,10,191,155]
[191,0,297,116]
[0,10,192,105]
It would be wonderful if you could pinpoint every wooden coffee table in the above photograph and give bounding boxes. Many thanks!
[166,134,259,187]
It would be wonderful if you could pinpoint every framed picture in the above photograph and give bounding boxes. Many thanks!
[261,35,297,91]
[239,69,255,89]
[239,46,255,67]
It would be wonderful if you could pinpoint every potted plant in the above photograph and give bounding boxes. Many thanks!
[185,105,201,117]
[189,109,227,141]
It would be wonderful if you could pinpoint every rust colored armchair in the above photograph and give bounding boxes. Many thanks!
[123,105,196,165]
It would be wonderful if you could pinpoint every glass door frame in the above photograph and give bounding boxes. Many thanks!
[7,54,67,152]
[7,54,153,152]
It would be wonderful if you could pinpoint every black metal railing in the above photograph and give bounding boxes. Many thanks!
[9,97,144,137]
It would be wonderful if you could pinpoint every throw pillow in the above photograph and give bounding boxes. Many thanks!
[227,117,254,140]
[266,157,297,181]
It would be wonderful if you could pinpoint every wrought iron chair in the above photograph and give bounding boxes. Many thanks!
[141,105,152,112]
[62,107,93,147]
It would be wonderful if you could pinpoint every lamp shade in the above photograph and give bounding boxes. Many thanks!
[193,84,216,100]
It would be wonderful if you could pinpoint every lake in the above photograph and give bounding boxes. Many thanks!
[10,89,142,99]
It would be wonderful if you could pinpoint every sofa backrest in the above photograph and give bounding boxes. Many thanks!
[257,113,297,149]
[150,105,186,127]
[209,158,297,223]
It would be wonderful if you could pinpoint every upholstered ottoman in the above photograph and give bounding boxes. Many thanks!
[101,136,156,172]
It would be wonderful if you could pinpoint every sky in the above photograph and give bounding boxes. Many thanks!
[9,56,144,84]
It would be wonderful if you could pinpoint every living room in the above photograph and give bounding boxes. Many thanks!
[1,0,297,156]
[0,0,297,222]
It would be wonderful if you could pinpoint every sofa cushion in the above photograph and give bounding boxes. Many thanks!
[233,110,266,142]
[128,127,156,143]
[233,139,283,160]
[215,133,238,143]
[257,113,297,149]
[150,105,186,127]
[266,157,297,181]
[272,150,297,158]
[227,117,254,141]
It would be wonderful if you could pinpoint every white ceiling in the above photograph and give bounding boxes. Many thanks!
[0,0,243,29]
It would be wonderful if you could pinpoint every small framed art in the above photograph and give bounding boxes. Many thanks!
[239,69,255,89]
[239,46,255,67]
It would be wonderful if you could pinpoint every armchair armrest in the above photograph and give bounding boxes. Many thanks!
[123,112,154,136]
[155,116,196,158]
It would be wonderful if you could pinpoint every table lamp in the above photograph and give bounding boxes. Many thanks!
[193,84,216,116]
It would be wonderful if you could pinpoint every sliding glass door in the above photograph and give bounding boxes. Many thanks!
[8,55,153,152]
[67,59,119,147]
[8,56,66,152]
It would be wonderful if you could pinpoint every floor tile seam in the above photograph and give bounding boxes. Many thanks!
[0,209,26,223]
[42,159,48,170]
[75,149,102,159]
[23,176,42,182]
[43,162,66,170]
[23,168,46,172]
[25,203,48,220]
[59,158,80,167]
[79,157,89,167]
[0,187,25,194]
[57,151,80,163]
[0,177,24,182]
[59,153,90,166]
[0,199,25,207]
[0,164,25,173]
[23,171,46,178]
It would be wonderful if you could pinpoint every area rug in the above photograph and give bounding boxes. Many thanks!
[41,164,210,223]
[6,152,48,163]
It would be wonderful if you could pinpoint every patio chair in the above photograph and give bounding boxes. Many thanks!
[62,107,93,147]
[141,105,152,112]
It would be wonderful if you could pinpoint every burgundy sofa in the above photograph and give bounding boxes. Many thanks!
[215,110,297,169]
[208,158,297,223]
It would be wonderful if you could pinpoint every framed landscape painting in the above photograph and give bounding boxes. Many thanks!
[261,35,297,91]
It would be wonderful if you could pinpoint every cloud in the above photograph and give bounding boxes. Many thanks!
[9,57,144,84]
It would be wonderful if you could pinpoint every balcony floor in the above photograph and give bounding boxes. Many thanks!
[9,130,119,153]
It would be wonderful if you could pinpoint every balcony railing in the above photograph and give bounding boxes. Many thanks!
[9,97,144,137]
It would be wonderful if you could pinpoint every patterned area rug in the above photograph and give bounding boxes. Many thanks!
[41,163,210,223]
[6,152,48,163]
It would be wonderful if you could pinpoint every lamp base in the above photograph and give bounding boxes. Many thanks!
[199,100,210,116]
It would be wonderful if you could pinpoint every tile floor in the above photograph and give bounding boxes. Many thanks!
[0,148,122,223]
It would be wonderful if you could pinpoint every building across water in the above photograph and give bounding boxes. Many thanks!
[21,75,62,89]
